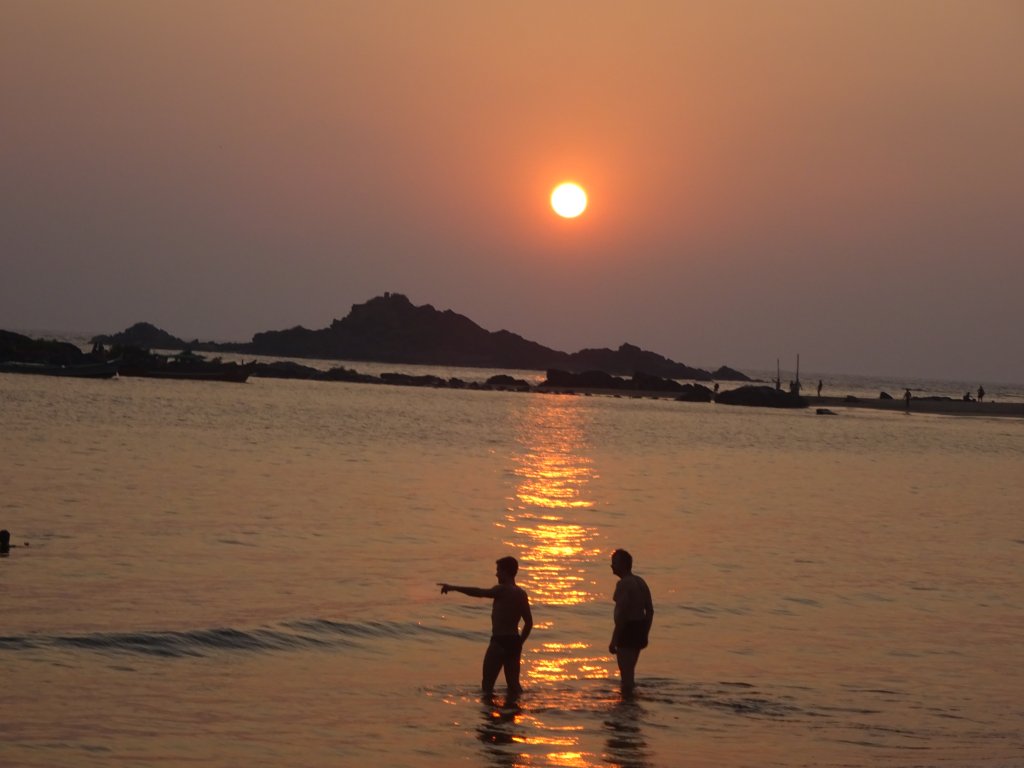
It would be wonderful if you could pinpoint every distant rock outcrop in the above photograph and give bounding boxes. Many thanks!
[566,343,712,380]
[90,293,751,380]
[544,369,622,390]
[0,330,87,365]
[542,369,714,399]
[486,374,531,390]
[715,385,808,409]
[246,293,562,370]
[711,366,751,382]
[92,322,188,350]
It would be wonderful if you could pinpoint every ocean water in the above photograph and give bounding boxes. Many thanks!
[1,369,1022,767]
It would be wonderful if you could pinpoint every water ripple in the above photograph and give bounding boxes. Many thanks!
[0,619,474,658]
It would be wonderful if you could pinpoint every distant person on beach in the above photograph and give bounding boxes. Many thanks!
[438,556,533,696]
[977,385,985,402]
[904,388,912,412]
[609,549,654,696]
[817,379,823,397]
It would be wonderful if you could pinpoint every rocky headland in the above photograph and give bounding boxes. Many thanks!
[0,329,93,366]
[91,292,752,381]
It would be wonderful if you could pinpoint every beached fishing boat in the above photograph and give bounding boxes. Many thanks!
[0,359,121,379]
[119,364,252,383]
[117,349,252,383]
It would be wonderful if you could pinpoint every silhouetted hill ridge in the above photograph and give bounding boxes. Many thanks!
[93,322,186,349]
[90,293,750,380]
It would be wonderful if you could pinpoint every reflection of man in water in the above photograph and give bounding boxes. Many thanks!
[609,549,654,696]
[439,556,533,696]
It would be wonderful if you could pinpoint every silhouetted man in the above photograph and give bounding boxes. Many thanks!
[609,549,654,695]
[439,556,533,696]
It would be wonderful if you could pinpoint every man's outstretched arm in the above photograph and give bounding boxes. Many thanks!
[438,583,499,598]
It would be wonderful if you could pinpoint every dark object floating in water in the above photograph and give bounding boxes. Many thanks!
[714,385,808,409]
[816,408,837,416]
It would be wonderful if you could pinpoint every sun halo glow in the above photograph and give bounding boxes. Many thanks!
[550,182,587,219]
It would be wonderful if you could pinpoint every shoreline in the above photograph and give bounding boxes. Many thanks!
[3,362,1023,418]
[807,394,1024,418]
[535,386,1024,418]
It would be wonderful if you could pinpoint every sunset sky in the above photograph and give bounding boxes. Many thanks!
[2,2,1022,381]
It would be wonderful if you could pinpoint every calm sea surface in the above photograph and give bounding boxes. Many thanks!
[1,368,1022,767]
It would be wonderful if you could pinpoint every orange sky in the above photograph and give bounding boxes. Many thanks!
[2,2,1022,380]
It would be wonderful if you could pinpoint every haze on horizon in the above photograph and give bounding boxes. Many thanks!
[2,2,1022,383]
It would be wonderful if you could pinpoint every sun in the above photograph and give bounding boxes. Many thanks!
[550,182,588,218]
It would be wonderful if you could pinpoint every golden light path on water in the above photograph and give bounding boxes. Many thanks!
[503,397,602,608]
[486,396,621,767]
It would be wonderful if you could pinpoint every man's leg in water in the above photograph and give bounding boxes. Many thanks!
[501,641,524,695]
[616,647,641,694]
[482,640,504,693]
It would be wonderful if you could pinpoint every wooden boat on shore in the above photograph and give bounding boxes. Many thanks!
[118,364,251,383]
[117,350,252,382]
[0,359,121,379]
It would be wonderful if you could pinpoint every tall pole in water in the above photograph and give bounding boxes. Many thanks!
[776,358,781,390]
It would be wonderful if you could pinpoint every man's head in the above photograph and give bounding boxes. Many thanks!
[496,556,519,582]
[0,529,9,551]
[611,548,633,576]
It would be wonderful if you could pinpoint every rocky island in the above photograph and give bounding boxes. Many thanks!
[92,292,751,382]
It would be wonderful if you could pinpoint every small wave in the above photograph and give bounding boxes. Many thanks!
[0,618,473,658]
[56,627,320,656]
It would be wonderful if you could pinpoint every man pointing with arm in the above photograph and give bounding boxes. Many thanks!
[439,555,533,696]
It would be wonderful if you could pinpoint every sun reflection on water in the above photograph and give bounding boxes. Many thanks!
[530,642,609,686]
[467,686,650,768]
[504,399,602,608]
[474,694,606,768]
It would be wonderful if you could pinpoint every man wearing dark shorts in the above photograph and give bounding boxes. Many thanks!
[609,549,654,695]
[439,556,533,696]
